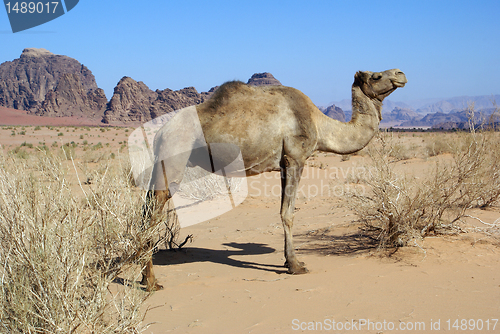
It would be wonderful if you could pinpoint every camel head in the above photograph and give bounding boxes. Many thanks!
[354,69,407,101]
[353,68,407,121]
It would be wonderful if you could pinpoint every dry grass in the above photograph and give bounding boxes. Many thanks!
[0,149,160,333]
[346,120,500,248]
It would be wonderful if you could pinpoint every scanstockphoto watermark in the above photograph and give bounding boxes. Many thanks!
[3,0,79,33]
[291,318,498,332]
[248,165,369,199]
[292,318,426,331]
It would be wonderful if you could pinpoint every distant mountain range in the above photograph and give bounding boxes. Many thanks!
[327,95,500,128]
[1,48,498,129]
[0,49,287,124]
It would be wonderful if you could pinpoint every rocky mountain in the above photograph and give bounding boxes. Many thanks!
[400,108,497,128]
[321,104,345,122]
[103,72,280,124]
[414,95,500,115]
[0,48,100,116]
[382,107,420,123]
[401,111,467,127]
[102,77,156,123]
[102,77,216,124]
[5,48,496,128]
[33,73,107,118]
[150,86,214,119]
[328,99,414,118]
[247,72,282,86]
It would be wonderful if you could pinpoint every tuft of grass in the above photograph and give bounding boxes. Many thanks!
[346,116,500,248]
[425,135,453,157]
[0,152,159,333]
[60,143,76,160]
[37,144,49,152]
[20,141,33,149]
[92,142,103,151]
[9,146,29,159]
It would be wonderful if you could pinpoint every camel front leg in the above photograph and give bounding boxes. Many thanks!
[280,155,308,274]
[141,188,170,291]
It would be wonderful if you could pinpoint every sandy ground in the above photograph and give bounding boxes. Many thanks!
[0,118,498,333]
[140,157,500,334]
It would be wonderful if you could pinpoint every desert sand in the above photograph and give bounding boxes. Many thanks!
[0,117,498,333]
[140,156,499,333]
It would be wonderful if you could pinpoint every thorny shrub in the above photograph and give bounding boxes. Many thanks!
[346,107,500,248]
[0,149,162,333]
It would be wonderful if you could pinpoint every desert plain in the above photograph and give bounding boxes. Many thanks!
[0,109,498,334]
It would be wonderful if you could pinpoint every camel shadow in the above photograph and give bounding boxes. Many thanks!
[153,242,286,274]
[112,242,284,290]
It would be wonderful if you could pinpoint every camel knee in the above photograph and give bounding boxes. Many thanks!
[281,213,294,228]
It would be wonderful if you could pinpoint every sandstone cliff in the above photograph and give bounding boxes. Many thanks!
[247,72,282,86]
[322,104,345,122]
[34,73,107,118]
[103,72,284,123]
[382,107,421,123]
[102,77,216,123]
[0,48,99,114]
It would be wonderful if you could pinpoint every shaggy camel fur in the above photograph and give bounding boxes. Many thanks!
[141,69,407,291]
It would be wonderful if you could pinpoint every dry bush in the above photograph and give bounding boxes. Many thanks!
[0,150,159,333]
[473,131,500,207]
[82,149,109,163]
[346,123,500,248]
[425,134,454,157]
[390,142,416,161]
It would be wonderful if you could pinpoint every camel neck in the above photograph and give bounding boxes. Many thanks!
[315,86,381,154]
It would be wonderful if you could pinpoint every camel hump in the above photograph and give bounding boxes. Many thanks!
[201,81,253,111]
[199,80,307,114]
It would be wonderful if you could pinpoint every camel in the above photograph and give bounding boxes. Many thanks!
[140,69,407,291]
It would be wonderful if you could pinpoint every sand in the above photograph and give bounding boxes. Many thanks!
[0,117,498,333]
[139,150,499,333]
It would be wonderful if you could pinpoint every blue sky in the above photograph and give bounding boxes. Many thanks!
[1,0,499,106]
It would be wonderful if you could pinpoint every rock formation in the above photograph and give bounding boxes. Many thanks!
[102,77,157,123]
[0,51,286,124]
[102,77,217,123]
[0,48,99,113]
[34,73,107,118]
[382,107,420,122]
[247,72,282,86]
[322,104,345,122]
[103,72,281,124]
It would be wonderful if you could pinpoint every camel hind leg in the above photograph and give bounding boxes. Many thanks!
[280,155,308,274]
[141,188,170,291]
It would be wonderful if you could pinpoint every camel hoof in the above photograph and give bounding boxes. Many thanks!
[287,266,309,275]
[146,282,164,292]
[284,260,306,268]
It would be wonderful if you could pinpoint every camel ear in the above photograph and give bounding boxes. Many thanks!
[354,71,368,85]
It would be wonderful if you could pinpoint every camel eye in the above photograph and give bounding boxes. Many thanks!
[372,73,382,81]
